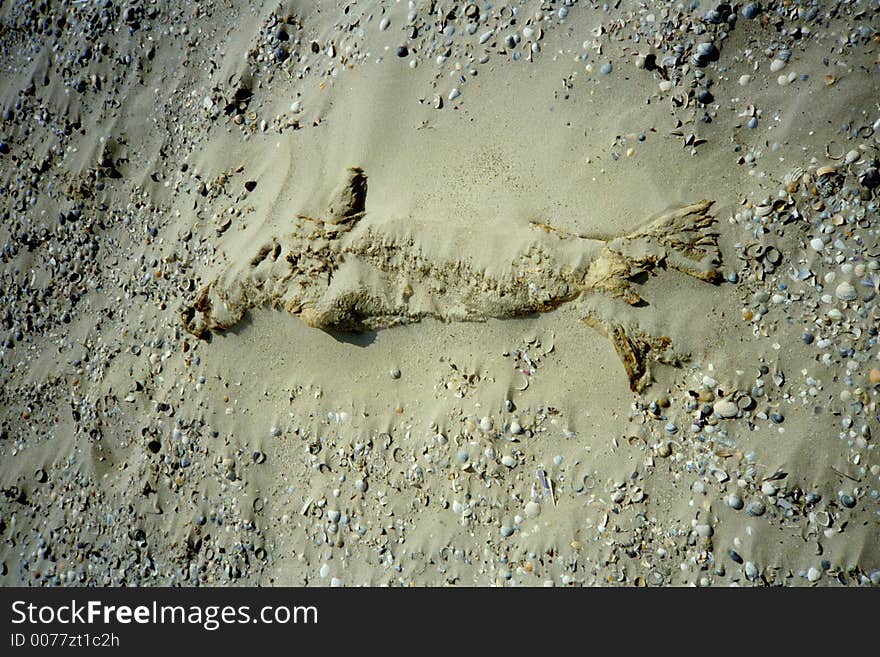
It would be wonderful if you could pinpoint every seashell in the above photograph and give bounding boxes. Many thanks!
[755,203,774,217]
[825,141,843,160]
[784,167,805,192]
[713,399,738,418]
[835,281,857,301]
[764,246,782,266]
[736,394,756,411]
[745,243,766,258]
[816,165,837,177]
[813,510,831,527]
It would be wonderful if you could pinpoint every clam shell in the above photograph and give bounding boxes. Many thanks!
[764,246,782,266]
[713,399,739,418]
[784,166,805,192]
[736,394,756,411]
[835,281,857,301]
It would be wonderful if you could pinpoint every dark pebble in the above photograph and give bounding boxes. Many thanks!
[860,168,879,189]
[742,3,761,19]
[839,493,856,508]
[274,46,289,62]
[770,413,784,424]
[802,332,814,345]
[729,550,743,564]
[0,142,9,154]
[396,45,408,58]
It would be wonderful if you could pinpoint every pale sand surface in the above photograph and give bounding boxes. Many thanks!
[1,0,878,586]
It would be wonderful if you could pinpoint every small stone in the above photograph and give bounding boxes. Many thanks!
[761,481,778,496]
[509,420,522,435]
[657,442,672,457]
[845,149,861,164]
[379,17,390,31]
[479,416,493,433]
[501,455,517,468]
[869,368,880,384]
[839,493,856,508]
[807,567,821,582]
[319,563,330,578]
[524,501,541,518]
[396,46,408,58]
[600,62,613,75]
[389,368,401,379]
[802,333,815,345]
[810,237,825,251]
[727,493,744,510]
[448,88,460,101]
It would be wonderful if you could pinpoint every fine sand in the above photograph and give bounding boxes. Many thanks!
[1,0,879,586]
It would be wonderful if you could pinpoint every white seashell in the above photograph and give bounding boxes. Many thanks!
[835,281,857,301]
[713,399,738,418]
[755,203,774,217]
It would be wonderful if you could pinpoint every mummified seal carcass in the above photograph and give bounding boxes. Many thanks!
[181,167,722,391]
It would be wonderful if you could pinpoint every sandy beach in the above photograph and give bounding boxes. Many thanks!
[1,0,879,586]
